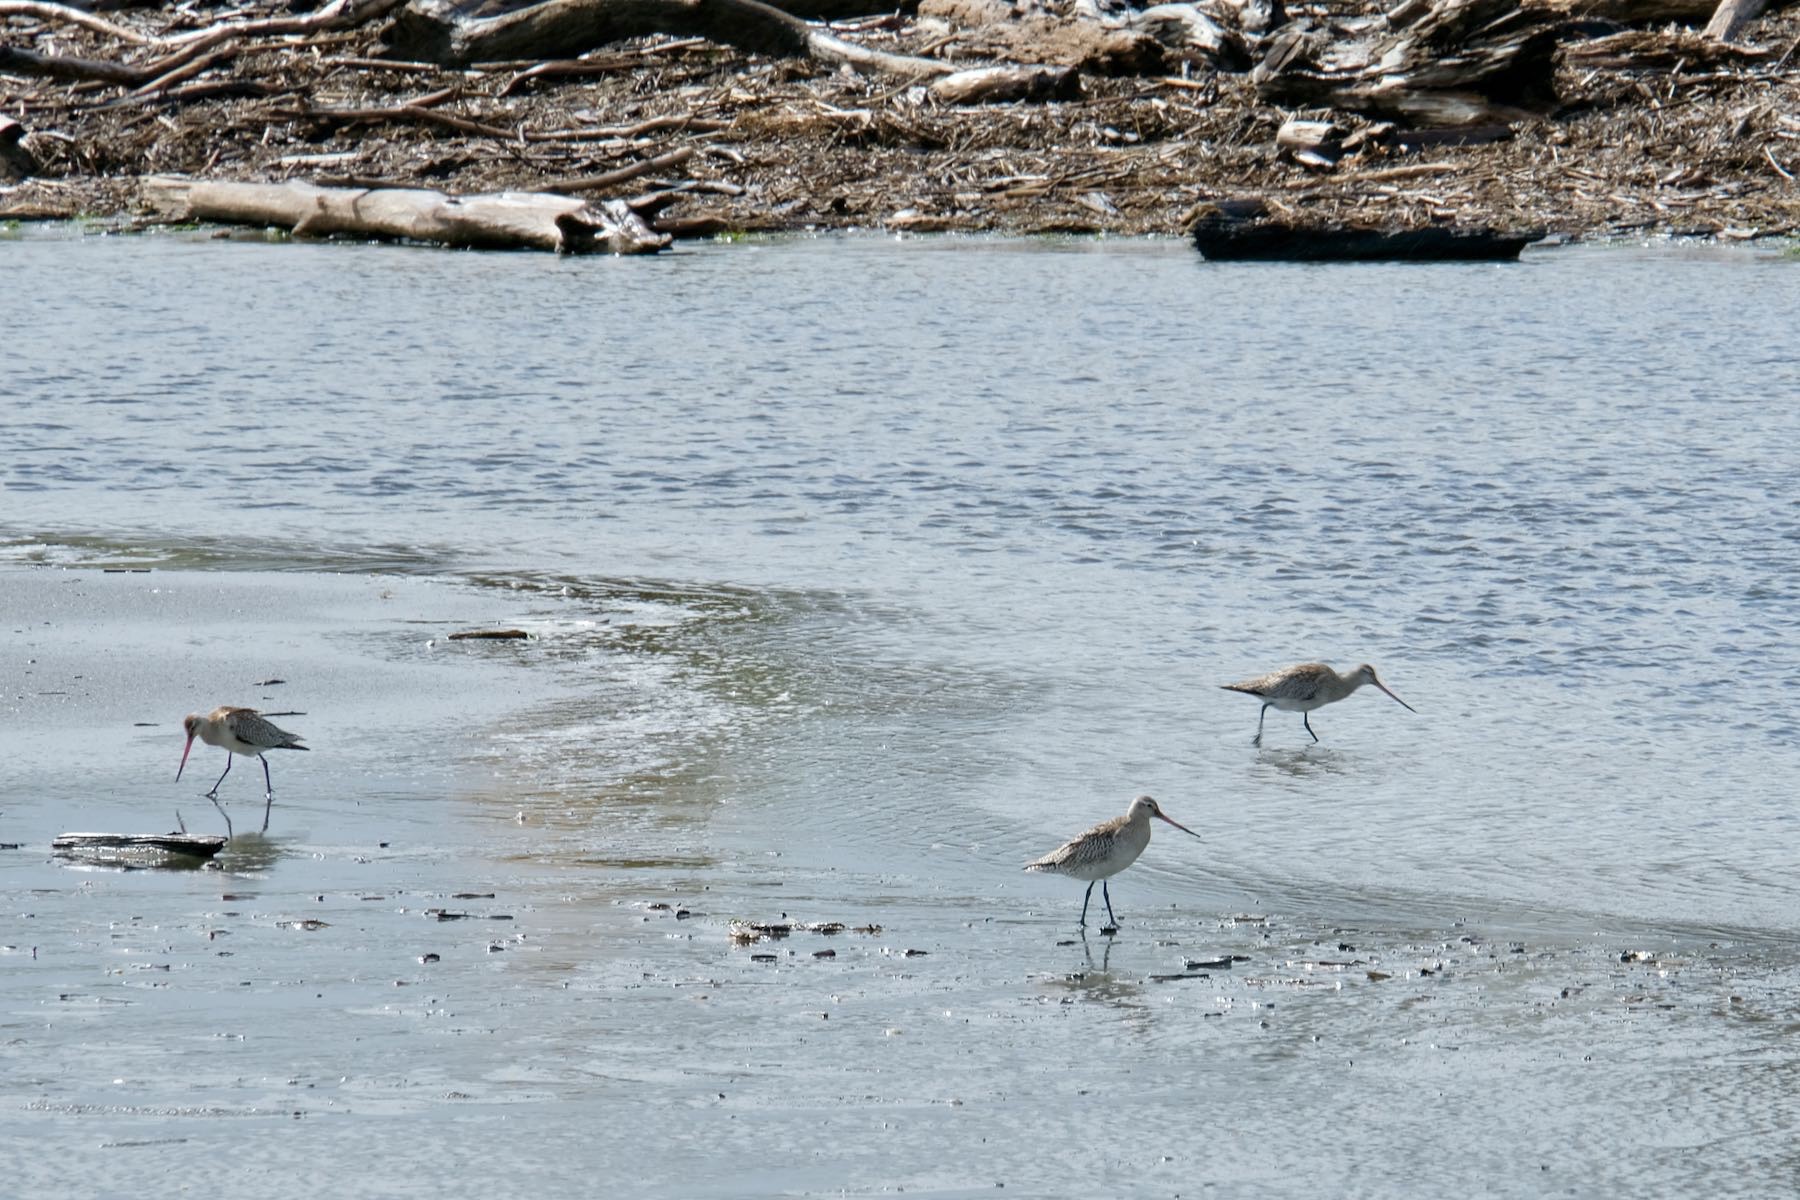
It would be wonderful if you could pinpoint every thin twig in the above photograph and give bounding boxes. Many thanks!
[118,78,279,106]
[1346,161,1460,182]
[130,46,238,98]
[524,114,729,143]
[546,146,697,193]
[497,55,642,97]
[319,56,445,73]
[282,102,515,140]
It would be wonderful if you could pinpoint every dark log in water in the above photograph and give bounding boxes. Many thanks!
[1192,217,1538,261]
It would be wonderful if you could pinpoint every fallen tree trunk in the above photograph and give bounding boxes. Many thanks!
[385,0,954,74]
[141,177,671,253]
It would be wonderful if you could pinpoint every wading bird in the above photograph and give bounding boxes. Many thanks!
[1024,795,1201,929]
[1221,662,1415,747]
[177,706,308,837]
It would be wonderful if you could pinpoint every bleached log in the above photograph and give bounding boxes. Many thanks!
[928,64,1081,103]
[141,177,670,254]
[1275,116,1345,166]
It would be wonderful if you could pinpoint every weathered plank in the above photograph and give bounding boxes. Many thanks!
[53,832,230,859]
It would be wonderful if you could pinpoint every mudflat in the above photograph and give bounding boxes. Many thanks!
[6,562,1799,1198]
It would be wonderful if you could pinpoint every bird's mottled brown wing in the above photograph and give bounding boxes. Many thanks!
[223,707,307,751]
[1222,662,1330,701]
[1024,813,1126,872]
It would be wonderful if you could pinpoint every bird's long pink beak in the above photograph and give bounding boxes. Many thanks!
[177,733,195,782]
[1374,680,1417,713]
[1157,811,1203,840]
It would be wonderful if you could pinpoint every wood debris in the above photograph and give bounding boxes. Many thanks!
[0,0,1795,240]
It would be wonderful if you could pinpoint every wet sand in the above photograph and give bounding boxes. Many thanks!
[5,563,1800,1197]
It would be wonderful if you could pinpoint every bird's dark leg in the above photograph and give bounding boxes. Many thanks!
[259,755,275,833]
[205,754,232,799]
[1102,880,1119,928]
[1303,712,1319,743]
[1078,881,1094,926]
[1253,703,1269,747]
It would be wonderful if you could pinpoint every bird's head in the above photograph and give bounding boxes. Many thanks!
[1359,666,1416,712]
[1130,794,1201,840]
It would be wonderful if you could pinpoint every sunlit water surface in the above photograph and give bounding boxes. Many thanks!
[3,232,1799,1196]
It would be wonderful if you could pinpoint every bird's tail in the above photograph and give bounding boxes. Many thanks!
[282,741,310,751]
[1220,683,1259,695]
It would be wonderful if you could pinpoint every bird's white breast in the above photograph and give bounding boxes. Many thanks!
[199,724,259,757]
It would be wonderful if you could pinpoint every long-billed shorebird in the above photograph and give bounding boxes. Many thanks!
[1222,662,1415,746]
[176,706,308,837]
[1023,795,1201,928]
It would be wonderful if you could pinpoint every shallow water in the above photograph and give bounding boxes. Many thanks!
[4,232,1800,1195]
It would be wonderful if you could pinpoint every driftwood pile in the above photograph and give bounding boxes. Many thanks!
[1,0,1797,249]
